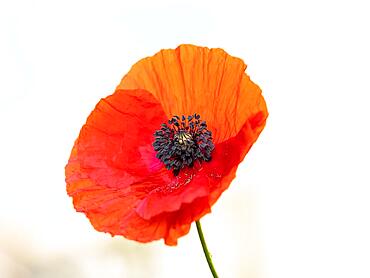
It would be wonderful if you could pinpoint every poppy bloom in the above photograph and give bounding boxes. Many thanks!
[65,44,267,246]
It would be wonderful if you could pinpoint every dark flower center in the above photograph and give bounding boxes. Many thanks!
[153,114,214,176]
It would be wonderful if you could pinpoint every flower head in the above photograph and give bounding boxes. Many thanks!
[65,44,268,245]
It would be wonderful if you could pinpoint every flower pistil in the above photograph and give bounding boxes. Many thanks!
[153,114,214,176]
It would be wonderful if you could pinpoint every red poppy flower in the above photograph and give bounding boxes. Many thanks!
[65,44,268,246]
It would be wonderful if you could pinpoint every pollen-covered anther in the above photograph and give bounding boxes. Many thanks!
[153,114,214,176]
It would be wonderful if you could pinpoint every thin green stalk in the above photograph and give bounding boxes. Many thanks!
[195,220,219,278]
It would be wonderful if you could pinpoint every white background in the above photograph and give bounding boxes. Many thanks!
[1,0,370,277]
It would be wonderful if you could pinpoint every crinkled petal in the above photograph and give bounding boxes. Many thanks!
[135,166,210,220]
[122,196,211,246]
[130,112,267,246]
[66,89,167,236]
[205,110,267,207]
[117,44,265,143]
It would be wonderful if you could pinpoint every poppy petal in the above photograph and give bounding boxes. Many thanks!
[122,196,211,245]
[118,44,264,143]
[205,110,267,207]
[66,89,168,235]
[131,108,266,245]
[135,166,210,220]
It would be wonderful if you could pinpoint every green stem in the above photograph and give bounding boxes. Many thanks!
[195,220,219,278]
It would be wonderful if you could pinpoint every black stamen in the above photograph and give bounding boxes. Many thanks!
[153,114,214,176]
